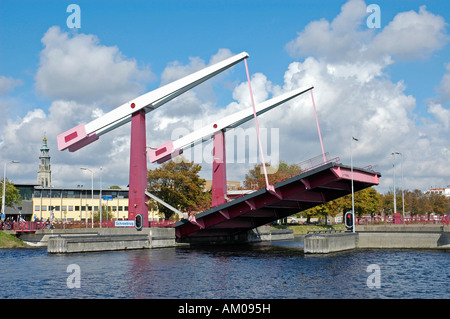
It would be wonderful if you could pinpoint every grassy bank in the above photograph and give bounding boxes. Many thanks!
[272,223,346,235]
[0,231,26,248]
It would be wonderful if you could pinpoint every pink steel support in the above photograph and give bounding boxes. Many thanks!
[128,109,149,227]
[212,130,227,207]
[310,89,326,163]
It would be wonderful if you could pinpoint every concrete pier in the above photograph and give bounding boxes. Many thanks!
[47,234,150,253]
[11,227,176,253]
[304,232,357,254]
[304,225,450,253]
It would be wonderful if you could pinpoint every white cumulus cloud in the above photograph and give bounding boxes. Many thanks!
[35,26,153,107]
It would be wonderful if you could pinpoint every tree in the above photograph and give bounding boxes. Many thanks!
[94,205,113,222]
[381,189,450,219]
[429,193,449,216]
[147,158,211,219]
[354,187,380,216]
[307,204,330,224]
[302,199,346,225]
[298,188,380,224]
[380,190,401,216]
[0,178,22,209]
[243,161,302,190]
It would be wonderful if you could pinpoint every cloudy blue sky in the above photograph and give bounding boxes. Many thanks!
[0,0,449,194]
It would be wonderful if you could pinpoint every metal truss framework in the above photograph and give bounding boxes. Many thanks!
[175,163,381,239]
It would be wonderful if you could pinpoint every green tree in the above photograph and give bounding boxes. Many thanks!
[327,187,380,218]
[0,178,22,209]
[355,187,380,216]
[308,204,330,224]
[147,158,211,219]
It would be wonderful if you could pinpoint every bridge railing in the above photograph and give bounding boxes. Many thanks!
[229,153,341,199]
[357,216,450,226]
[6,219,176,231]
[150,220,175,227]
[297,152,340,173]
[306,229,345,235]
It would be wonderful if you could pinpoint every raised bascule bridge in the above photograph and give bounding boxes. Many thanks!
[57,51,380,242]
[174,163,380,240]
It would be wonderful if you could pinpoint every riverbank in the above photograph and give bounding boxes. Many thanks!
[0,231,26,248]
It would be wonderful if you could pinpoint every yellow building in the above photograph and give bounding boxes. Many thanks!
[32,187,163,222]
[32,187,132,222]
[9,184,162,222]
[5,137,160,222]
[204,180,242,192]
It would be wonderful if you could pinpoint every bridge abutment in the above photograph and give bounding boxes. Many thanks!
[177,226,294,245]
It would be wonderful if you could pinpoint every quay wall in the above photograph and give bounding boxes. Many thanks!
[357,231,450,249]
[304,226,450,254]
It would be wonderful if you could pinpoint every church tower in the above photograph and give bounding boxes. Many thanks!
[37,136,52,187]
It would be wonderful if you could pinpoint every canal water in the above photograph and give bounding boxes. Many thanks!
[0,239,448,299]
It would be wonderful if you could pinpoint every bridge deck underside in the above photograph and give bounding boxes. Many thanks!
[174,163,381,239]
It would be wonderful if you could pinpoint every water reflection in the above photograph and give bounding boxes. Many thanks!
[0,241,448,299]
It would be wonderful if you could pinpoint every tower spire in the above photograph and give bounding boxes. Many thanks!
[37,135,52,187]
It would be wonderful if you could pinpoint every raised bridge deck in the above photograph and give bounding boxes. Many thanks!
[175,162,380,239]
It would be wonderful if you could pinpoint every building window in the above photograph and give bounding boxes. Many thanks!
[35,205,40,211]
[69,206,74,211]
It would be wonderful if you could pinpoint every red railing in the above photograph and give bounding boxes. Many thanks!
[5,219,176,231]
[357,215,450,226]
[150,220,175,227]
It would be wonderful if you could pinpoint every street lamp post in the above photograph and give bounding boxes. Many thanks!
[392,152,404,224]
[351,136,358,233]
[99,166,102,228]
[392,153,397,219]
[2,161,20,217]
[80,168,94,228]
